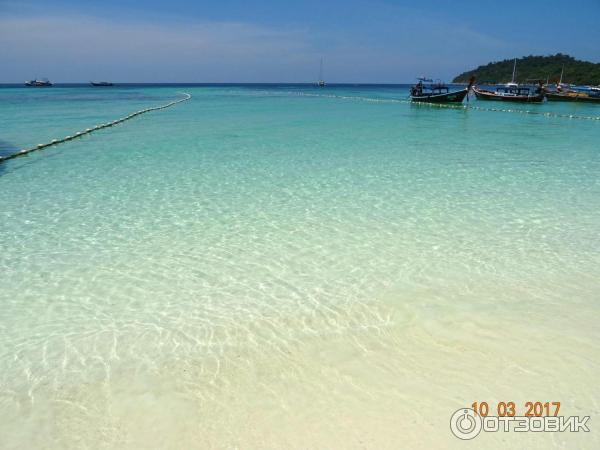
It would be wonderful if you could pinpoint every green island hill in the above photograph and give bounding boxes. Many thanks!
[453,53,600,85]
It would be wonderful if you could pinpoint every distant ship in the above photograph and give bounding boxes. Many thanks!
[317,58,326,87]
[90,81,114,86]
[25,78,52,87]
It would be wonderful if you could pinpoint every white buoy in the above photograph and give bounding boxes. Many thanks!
[2,92,191,162]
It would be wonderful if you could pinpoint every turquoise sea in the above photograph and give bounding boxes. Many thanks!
[1,84,599,449]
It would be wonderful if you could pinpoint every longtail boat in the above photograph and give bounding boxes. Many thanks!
[410,77,474,103]
[472,85,544,103]
[545,90,600,103]
[472,58,544,103]
[543,66,600,103]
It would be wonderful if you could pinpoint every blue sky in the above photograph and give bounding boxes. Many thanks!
[1,0,599,83]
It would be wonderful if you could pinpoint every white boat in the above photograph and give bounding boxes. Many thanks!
[473,58,544,102]
[25,78,52,87]
[318,58,326,87]
[504,58,518,88]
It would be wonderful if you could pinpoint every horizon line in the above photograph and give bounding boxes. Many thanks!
[0,81,469,86]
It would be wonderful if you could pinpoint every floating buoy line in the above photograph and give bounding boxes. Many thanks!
[2,88,597,166]
[0,92,192,163]
[287,91,600,122]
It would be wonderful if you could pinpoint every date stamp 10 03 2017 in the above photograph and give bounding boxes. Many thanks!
[450,401,591,440]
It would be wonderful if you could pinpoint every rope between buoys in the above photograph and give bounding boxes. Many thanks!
[0,92,192,163]
[282,91,600,121]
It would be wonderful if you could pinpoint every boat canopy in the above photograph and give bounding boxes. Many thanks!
[413,79,449,95]
[421,84,449,94]
[496,86,532,95]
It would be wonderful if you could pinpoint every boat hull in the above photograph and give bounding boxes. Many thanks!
[473,87,544,103]
[411,88,468,103]
[545,91,600,103]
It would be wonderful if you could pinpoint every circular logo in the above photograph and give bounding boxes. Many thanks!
[450,408,482,440]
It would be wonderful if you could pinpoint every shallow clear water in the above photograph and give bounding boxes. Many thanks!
[1,85,599,449]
